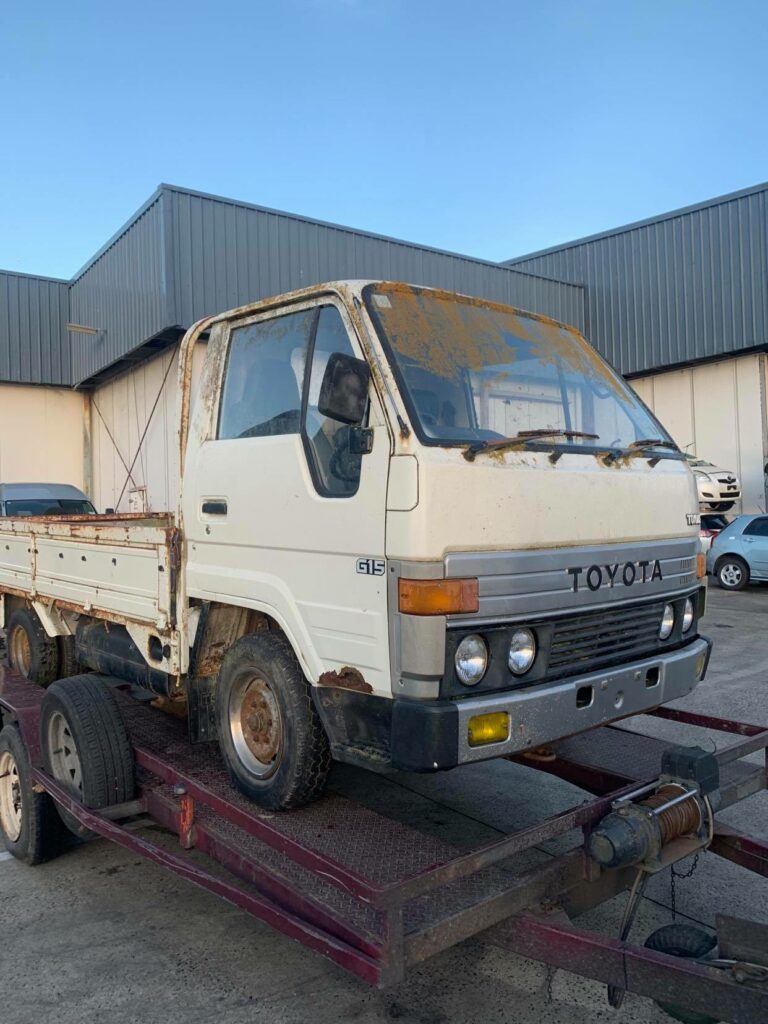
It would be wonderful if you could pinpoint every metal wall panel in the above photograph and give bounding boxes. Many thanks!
[68,193,171,385]
[506,184,768,376]
[0,271,70,384]
[165,187,586,334]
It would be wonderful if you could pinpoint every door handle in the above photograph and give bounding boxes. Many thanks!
[201,500,228,516]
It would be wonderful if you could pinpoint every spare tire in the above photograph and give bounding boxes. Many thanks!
[40,675,134,838]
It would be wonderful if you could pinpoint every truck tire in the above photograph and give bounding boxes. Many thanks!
[216,633,331,810]
[40,675,135,838]
[0,723,63,864]
[715,555,749,590]
[5,607,59,686]
[57,635,81,678]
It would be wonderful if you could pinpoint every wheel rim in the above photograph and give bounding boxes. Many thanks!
[0,749,23,842]
[720,563,743,587]
[229,675,283,779]
[9,626,32,677]
[47,711,83,797]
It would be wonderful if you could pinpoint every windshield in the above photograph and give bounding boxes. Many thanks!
[4,499,96,517]
[364,284,674,453]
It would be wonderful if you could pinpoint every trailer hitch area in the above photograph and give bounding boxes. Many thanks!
[588,744,720,873]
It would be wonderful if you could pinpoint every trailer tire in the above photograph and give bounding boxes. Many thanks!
[0,723,63,864]
[40,675,134,838]
[644,924,718,1024]
[216,633,331,810]
[5,607,59,686]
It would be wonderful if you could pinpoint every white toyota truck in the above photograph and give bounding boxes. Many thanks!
[0,281,710,809]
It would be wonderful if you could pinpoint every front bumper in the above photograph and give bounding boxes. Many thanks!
[390,636,712,772]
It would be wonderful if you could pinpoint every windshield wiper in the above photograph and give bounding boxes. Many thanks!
[603,438,681,467]
[464,429,599,461]
[628,438,680,452]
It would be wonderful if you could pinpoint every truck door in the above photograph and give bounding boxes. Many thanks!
[182,298,392,694]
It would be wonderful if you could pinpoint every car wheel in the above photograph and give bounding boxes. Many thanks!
[5,607,59,686]
[215,633,331,810]
[716,501,735,511]
[716,556,749,590]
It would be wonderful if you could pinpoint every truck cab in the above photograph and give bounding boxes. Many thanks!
[178,280,709,797]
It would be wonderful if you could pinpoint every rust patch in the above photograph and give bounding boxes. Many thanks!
[366,281,625,398]
[317,666,373,693]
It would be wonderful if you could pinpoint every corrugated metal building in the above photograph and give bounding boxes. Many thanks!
[67,185,585,387]
[506,182,768,513]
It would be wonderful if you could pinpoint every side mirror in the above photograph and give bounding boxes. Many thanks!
[105,508,115,515]
[318,352,371,425]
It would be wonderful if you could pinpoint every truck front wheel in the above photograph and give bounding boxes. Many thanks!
[216,633,331,810]
[5,607,59,686]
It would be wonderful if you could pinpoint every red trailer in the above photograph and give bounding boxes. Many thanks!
[1,665,767,1023]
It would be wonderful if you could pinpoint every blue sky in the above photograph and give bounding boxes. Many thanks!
[1,0,766,279]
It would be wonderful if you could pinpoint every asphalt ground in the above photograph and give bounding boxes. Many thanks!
[1,584,766,1024]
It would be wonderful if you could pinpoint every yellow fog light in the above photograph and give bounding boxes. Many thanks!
[467,712,510,748]
[695,650,708,680]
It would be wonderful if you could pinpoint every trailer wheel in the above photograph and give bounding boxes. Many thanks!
[5,607,59,686]
[216,633,331,810]
[645,924,718,1024]
[40,675,135,838]
[0,723,63,864]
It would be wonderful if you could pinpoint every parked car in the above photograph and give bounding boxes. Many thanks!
[0,483,96,517]
[699,512,732,554]
[687,457,741,510]
[706,514,768,589]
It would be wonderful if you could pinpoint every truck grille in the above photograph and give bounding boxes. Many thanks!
[547,601,665,680]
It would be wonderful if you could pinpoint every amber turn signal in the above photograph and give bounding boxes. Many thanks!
[398,577,479,616]
[697,552,706,579]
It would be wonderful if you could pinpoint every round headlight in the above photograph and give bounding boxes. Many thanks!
[508,628,536,675]
[659,604,675,640]
[455,634,488,686]
[682,597,694,633]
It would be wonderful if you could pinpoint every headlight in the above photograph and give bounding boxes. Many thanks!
[508,628,536,675]
[659,604,675,640]
[682,597,694,633]
[455,634,488,686]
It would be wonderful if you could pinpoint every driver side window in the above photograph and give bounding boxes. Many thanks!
[303,306,365,497]
[218,309,315,440]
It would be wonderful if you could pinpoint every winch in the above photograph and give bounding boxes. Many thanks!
[588,744,719,870]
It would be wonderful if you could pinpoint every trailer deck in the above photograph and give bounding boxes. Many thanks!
[1,665,767,1023]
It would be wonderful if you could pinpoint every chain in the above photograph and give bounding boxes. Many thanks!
[670,853,700,919]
